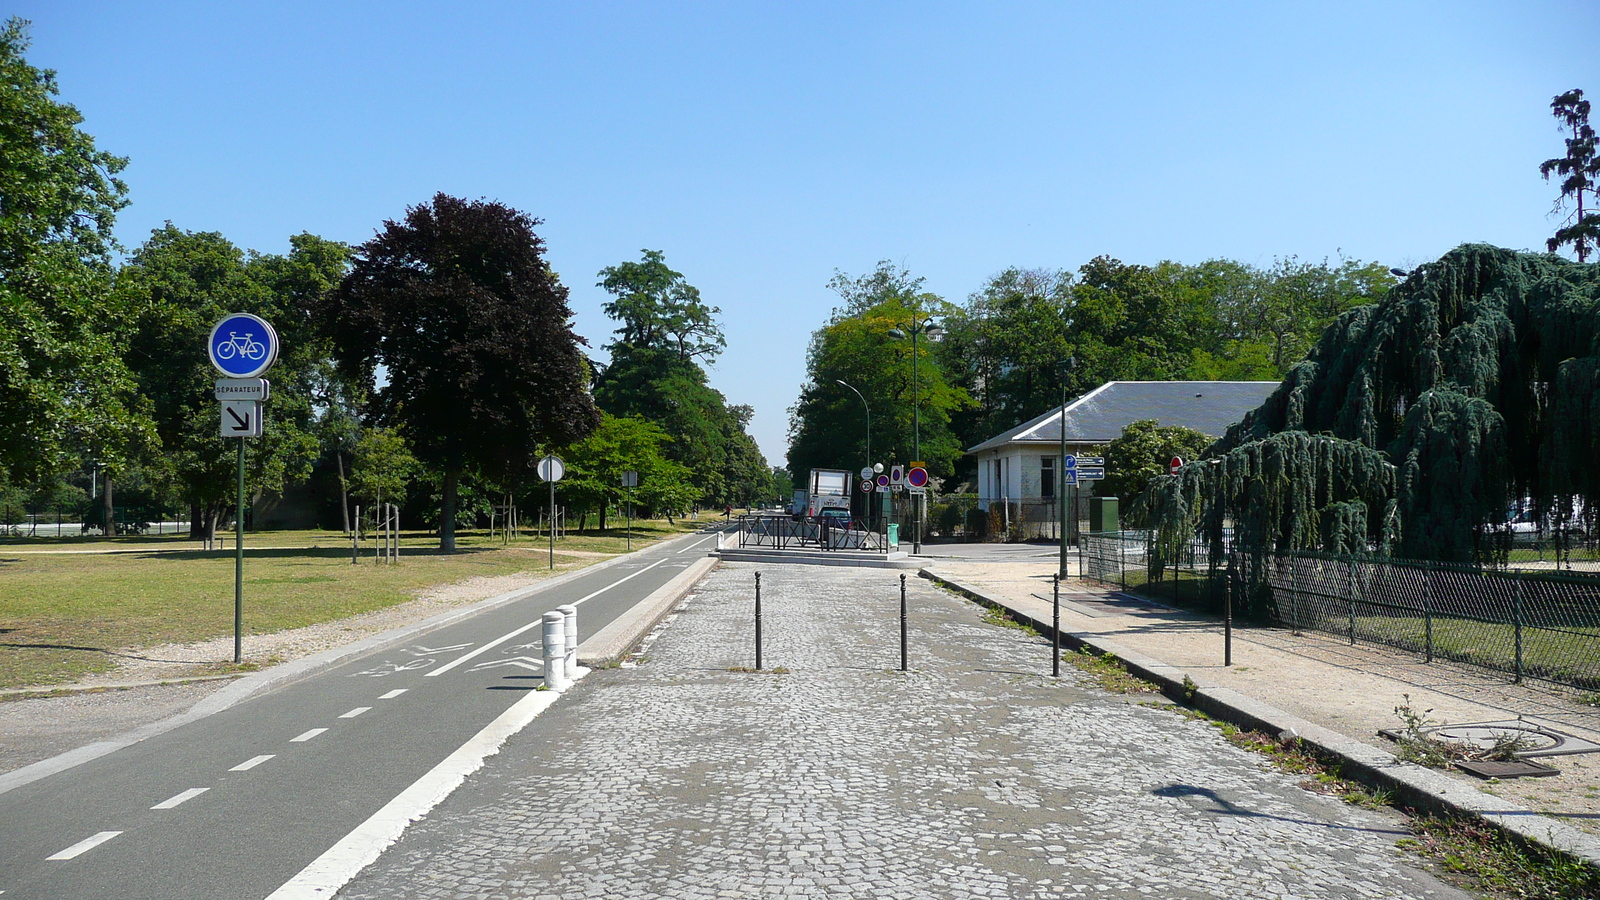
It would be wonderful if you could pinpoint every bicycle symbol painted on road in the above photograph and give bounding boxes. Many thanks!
[214,331,268,361]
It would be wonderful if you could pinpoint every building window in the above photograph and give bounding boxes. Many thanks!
[1041,456,1055,499]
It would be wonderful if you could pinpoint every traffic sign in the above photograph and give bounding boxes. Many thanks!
[208,313,279,379]
[889,465,905,485]
[909,460,925,469]
[859,467,874,480]
[907,466,929,488]
[1063,469,1079,485]
[1063,454,1077,469]
[861,479,875,494]
[876,474,890,488]
[1077,456,1104,466]
[621,470,638,487]
[537,456,565,482]
[215,378,271,401]
[220,400,262,437]
[1170,456,1184,475]
[1077,467,1106,481]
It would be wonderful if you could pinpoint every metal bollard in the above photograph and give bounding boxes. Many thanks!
[900,574,908,672]
[1052,574,1061,678]
[557,604,578,680]
[755,571,763,671]
[542,610,568,691]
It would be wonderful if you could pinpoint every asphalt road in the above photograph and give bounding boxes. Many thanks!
[0,528,723,900]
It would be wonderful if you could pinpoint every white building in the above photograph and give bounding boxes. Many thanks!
[966,381,1279,535]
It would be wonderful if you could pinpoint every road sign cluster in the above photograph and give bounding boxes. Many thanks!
[859,463,929,494]
[209,313,279,438]
[1062,454,1105,485]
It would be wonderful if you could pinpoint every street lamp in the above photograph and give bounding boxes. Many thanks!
[836,379,871,525]
[887,316,943,554]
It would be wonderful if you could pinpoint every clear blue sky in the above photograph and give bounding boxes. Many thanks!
[17,2,1599,466]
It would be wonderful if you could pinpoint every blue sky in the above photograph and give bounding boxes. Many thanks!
[16,2,1599,466]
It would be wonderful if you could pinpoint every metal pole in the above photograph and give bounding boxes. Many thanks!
[1423,561,1434,663]
[1224,556,1234,667]
[912,328,922,555]
[234,438,244,664]
[1514,570,1524,684]
[755,571,763,671]
[548,478,555,570]
[900,573,908,672]
[352,505,359,564]
[1052,574,1061,677]
[1059,383,1068,579]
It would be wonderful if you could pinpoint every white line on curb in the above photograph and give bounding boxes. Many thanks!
[47,831,121,860]
[426,558,667,677]
[263,668,588,899]
[230,755,274,771]
[151,788,209,810]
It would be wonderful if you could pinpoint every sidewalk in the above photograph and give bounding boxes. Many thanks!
[337,562,1477,899]
[923,555,1600,860]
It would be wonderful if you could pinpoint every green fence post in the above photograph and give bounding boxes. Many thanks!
[1347,557,1357,646]
[1423,561,1434,664]
[1288,553,1299,633]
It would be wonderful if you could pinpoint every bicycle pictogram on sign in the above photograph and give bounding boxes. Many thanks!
[208,312,279,378]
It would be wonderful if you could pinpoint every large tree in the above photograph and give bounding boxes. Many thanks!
[597,249,725,363]
[1541,89,1600,263]
[0,18,150,492]
[314,194,599,550]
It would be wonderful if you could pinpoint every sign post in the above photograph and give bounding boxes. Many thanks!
[622,470,638,551]
[538,456,565,569]
[208,313,278,664]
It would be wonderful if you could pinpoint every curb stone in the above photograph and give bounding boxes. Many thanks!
[920,566,1600,870]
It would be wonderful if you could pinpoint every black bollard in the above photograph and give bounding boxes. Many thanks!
[1052,574,1061,677]
[1224,562,1234,667]
[900,573,908,672]
[755,571,763,671]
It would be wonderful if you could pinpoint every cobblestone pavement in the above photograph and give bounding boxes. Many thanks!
[336,563,1472,900]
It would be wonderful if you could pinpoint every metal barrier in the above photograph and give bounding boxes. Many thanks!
[737,514,888,552]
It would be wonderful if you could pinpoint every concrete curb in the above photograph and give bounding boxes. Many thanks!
[0,673,245,701]
[577,556,718,667]
[920,567,1600,870]
[0,531,709,798]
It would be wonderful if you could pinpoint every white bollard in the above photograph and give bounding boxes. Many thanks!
[557,603,578,680]
[542,611,568,691]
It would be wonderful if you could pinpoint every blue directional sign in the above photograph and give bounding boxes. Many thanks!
[208,313,279,378]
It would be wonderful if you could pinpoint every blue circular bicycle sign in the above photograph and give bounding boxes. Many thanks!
[208,313,279,378]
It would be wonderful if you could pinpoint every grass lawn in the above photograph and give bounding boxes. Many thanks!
[0,519,705,690]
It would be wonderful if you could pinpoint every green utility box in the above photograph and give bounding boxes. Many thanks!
[887,523,900,547]
[1088,496,1119,534]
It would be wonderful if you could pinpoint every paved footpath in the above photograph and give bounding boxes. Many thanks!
[337,563,1470,900]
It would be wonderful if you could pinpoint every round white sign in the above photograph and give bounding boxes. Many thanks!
[538,456,565,482]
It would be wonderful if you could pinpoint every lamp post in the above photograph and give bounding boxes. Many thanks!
[836,379,871,524]
[887,316,943,554]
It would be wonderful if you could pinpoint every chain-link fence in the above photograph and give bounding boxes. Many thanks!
[1079,531,1600,691]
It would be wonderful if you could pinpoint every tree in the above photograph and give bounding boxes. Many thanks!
[313,194,600,550]
[0,18,151,488]
[1099,420,1213,514]
[115,226,343,538]
[1541,89,1600,262]
[348,426,418,510]
[560,414,695,527]
[597,250,725,363]
[788,262,970,481]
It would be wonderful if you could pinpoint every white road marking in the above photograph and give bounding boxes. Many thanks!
[678,535,715,553]
[151,787,209,810]
[378,689,407,700]
[406,643,470,656]
[230,754,275,771]
[338,707,371,719]
[264,669,589,900]
[426,557,668,677]
[47,831,121,860]
[290,728,328,742]
[467,656,544,673]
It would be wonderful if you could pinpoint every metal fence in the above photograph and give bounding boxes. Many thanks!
[737,514,889,552]
[1078,531,1600,691]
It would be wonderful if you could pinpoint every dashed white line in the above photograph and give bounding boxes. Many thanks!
[426,557,668,677]
[290,728,328,743]
[378,689,407,700]
[47,831,122,860]
[151,787,209,810]
[230,754,275,771]
[339,707,371,719]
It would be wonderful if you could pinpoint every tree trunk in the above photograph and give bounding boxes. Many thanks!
[336,451,351,535]
[189,499,202,540]
[102,474,114,537]
[599,503,607,532]
[440,470,458,552]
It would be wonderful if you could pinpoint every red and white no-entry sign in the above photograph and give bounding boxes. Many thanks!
[1169,456,1184,475]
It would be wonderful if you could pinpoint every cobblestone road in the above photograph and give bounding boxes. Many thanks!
[337,563,1472,899]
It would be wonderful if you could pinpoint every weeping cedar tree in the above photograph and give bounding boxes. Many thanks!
[1144,244,1600,571]
[312,194,600,551]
